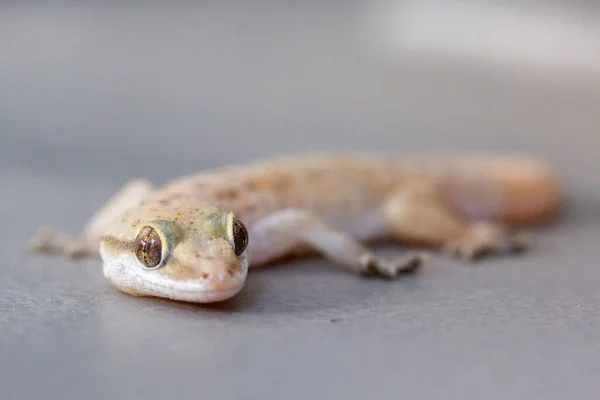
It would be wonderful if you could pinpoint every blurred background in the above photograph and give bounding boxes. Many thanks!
[2,0,599,188]
[3,2,600,399]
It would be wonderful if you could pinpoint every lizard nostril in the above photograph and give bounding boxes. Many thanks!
[201,272,210,279]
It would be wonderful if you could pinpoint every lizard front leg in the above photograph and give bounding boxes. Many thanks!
[247,209,424,278]
[381,180,531,260]
[28,178,154,258]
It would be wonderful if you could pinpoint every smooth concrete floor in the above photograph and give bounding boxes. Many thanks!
[2,2,600,399]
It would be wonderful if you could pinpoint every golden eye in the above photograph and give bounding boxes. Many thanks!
[232,218,248,256]
[135,226,163,268]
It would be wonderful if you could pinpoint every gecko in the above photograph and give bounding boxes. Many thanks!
[28,152,563,303]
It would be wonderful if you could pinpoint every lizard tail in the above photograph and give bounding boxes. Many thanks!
[443,155,564,226]
[484,156,562,226]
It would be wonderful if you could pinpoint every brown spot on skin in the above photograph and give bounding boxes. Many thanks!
[246,173,293,193]
[244,203,258,214]
[227,268,235,277]
[201,272,209,279]
[245,180,260,190]
[216,188,239,200]
[271,176,293,191]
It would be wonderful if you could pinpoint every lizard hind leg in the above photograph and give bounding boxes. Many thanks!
[445,222,531,260]
[28,178,154,259]
[248,209,424,278]
[381,180,532,261]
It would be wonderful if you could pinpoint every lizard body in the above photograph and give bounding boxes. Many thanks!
[29,153,562,303]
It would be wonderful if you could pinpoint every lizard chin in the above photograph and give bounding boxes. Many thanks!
[129,277,246,303]
[100,245,249,303]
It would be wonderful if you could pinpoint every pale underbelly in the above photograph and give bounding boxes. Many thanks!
[245,208,389,266]
[323,209,388,242]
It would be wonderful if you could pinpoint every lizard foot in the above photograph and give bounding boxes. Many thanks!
[444,222,532,261]
[28,227,97,259]
[358,251,426,278]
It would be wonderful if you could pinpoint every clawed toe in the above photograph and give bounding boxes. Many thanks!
[28,227,61,253]
[498,232,532,254]
[445,228,533,261]
[28,227,96,259]
[359,252,425,278]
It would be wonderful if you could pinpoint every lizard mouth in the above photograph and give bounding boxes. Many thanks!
[130,256,248,303]
[101,244,249,303]
[133,275,245,303]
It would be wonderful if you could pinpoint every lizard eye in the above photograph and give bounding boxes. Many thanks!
[135,226,163,269]
[232,218,248,256]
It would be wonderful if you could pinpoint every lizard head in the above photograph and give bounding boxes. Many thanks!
[99,198,249,303]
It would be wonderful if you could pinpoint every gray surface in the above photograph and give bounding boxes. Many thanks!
[2,2,600,399]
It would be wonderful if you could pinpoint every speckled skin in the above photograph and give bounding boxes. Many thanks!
[29,152,563,303]
[151,154,405,225]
